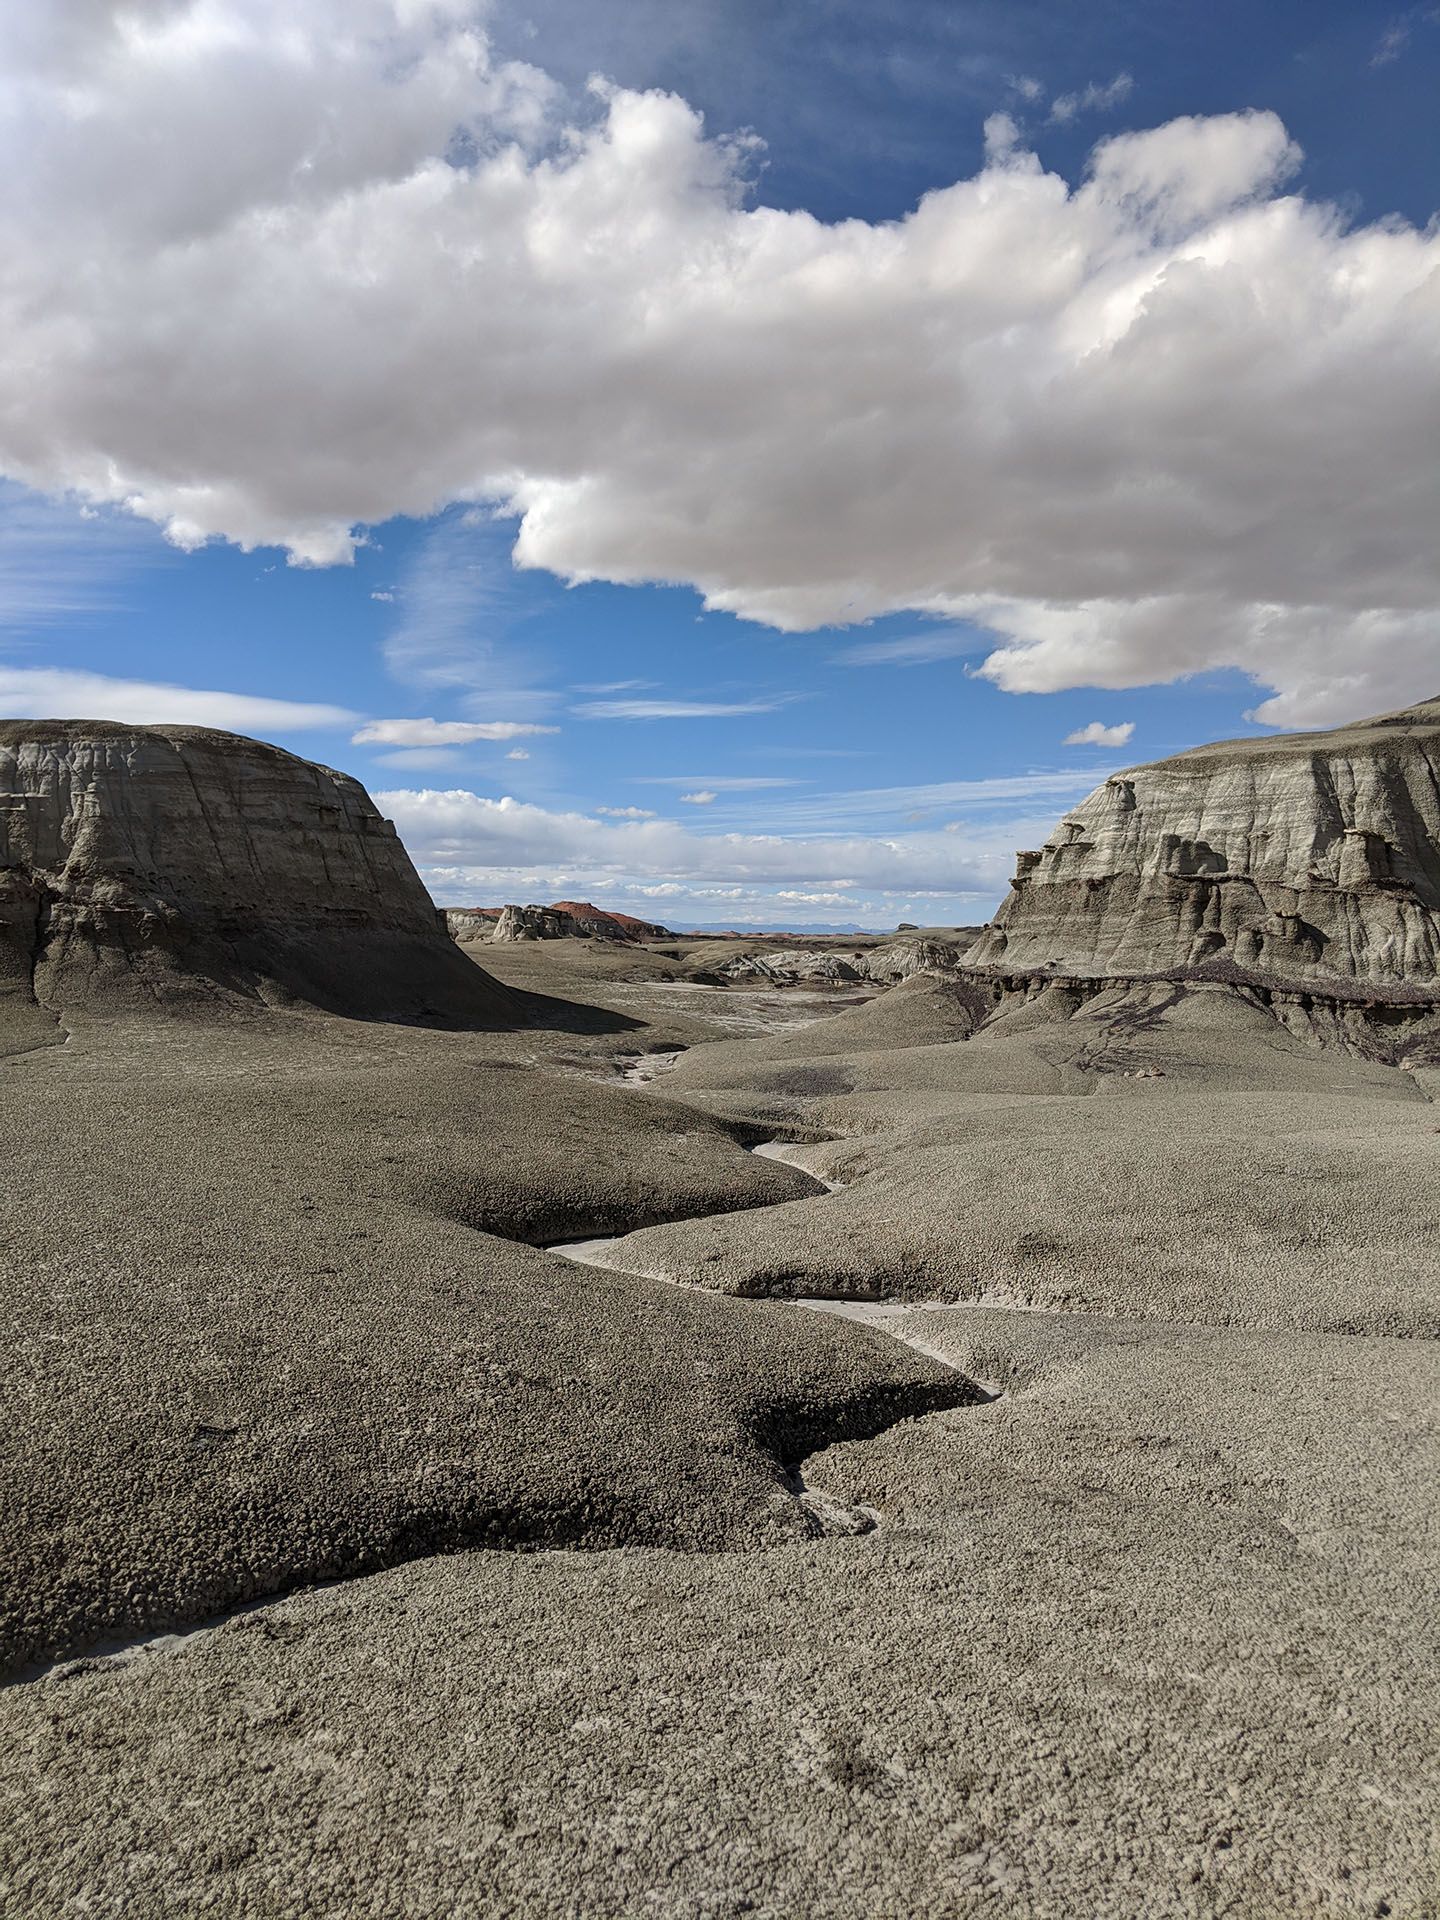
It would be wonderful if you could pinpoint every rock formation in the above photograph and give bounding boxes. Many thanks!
[550,900,673,940]
[0,721,518,1027]
[445,906,501,943]
[719,936,975,988]
[491,903,592,942]
[969,699,1440,998]
[488,900,673,942]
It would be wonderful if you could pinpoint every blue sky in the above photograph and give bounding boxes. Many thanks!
[1,1,1436,927]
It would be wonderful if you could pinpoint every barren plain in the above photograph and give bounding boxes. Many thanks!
[2,713,1438,1919]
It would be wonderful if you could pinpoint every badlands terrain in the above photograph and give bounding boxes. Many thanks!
[2,709,1439,1918]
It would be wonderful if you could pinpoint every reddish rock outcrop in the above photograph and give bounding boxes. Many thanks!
[550,900,673,940]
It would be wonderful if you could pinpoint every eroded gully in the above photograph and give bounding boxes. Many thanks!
[9,1006,985,1688]
[548,1130,1003,1389]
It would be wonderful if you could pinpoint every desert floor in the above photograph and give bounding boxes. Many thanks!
[3,939,1437,1919]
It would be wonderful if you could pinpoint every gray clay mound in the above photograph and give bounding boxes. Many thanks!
[5,1313,1435,1920]
[0,1024,980,1674]
[0,719,519,1031]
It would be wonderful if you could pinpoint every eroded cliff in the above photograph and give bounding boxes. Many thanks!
[0,721,518,1028]
[969,700,1440,997]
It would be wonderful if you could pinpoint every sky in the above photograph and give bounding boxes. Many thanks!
[1,1,1437,929]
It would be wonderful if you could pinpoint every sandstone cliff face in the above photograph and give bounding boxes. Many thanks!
[0,721,517,1028]
[969,700,1440,995]
[445,907,501,943]
[490,903,591,942]
[488,900,673,943]
[550,901,672,940]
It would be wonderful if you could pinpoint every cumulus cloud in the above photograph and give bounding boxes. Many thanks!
[506,747,530,760]
[0,664,354,732]
[352,717,559,745]
[379,787,1016,906]
[595,804,655,818]
[1,6,1437,724]
[1064,720,1135,747]
[679,790,716,805]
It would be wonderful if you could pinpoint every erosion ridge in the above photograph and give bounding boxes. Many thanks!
[968,699,1440,1019]
[0,720,517,1026]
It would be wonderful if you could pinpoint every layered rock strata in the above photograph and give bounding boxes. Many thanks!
[487,900,673,942]
[444,906,501,942]
[719,936,975,988]
[550,900,672,939]
[0,720,517,1026]
[970,699,1440,998]
[491,903,594,942]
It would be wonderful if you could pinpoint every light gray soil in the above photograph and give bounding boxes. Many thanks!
[3,945,1437,1918]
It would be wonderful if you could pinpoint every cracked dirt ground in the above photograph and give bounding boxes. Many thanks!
[2,950,1438,1919]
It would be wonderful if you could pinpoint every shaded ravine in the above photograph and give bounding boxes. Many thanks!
[543,1136,1008,1529]
[549,1138,1009,1387]
[549,1135,1037,1391]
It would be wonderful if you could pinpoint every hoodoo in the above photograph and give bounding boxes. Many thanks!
[0,721,518,1028]
[969,699,1440,997]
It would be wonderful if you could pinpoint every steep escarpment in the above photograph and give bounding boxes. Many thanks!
[969,700,1440,997]
[0,721,518,1026]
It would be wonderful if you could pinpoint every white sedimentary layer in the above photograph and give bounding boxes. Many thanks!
[969,701,1440,992]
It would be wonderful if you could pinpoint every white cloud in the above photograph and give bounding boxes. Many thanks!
[370,589,395,602]
[1049,72,1134,124]
[831,628,975,668]
[969,598,1440,729]
[352,717,559,745]
[0,664,355,732]
[0,484,169,629]
[571,697,795,720]
[1064,720,1135,747]
[378,509,553,713]
[506,747,530,760]
[679,790,716,805]
[571,678,657,694]
[1372,16,1412,65]
[635,774,804,790]
[1369,6,1439,68]
[741,768,1120,835]
[0,9,1436,725]
[596,804,656,818]
[378,787,1018,906]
